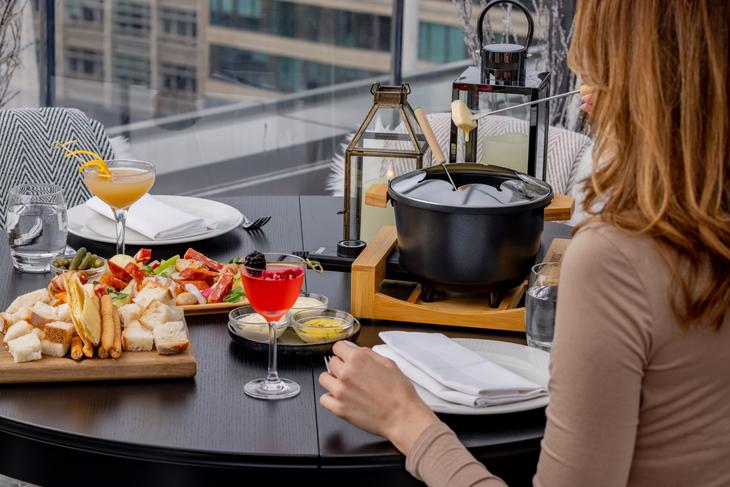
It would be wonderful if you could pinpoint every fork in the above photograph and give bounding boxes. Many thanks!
[324,355,333,373]
[241,212,271,231]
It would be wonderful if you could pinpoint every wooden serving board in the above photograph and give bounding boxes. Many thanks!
[0,343,196,384]
[182,299,249,316]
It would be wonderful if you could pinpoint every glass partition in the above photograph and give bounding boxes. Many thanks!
[4,0,573,198]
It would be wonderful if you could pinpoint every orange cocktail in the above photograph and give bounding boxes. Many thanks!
[81,159,156,254]
[84,167,155,209]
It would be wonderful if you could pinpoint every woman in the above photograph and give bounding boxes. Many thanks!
[319,1,730,485]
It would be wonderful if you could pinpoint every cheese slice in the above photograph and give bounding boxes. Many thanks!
[451,100,477,142]
[66,275,102,349]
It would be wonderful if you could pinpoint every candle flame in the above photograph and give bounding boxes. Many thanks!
[386,164,395,181]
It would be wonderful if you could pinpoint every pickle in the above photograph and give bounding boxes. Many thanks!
[69,248,86,270]
[79,252,95,270]
[93,258,103,268]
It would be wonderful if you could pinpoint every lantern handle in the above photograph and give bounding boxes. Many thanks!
[477,0,534,51]
[370,82,411,95]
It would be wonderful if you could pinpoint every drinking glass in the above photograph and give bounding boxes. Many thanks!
[6,184,68,273]
[240,253,306,400]
[525,262,560,351]
[82,159,155,255]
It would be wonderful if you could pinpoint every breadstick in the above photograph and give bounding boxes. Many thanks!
[110,305,122,359]
[98,294,115,358]
[70,335,84,361]
[82,341,94,358]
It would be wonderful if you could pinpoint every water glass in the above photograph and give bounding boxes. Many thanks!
[525,262,560,351]
[6,184,68,273]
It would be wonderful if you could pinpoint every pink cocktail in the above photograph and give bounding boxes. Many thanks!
[240,253,306,400]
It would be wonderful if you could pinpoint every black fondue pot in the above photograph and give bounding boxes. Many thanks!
[388,163,553,296]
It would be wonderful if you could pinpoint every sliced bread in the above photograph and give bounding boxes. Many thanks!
[44,321,75,346]
[41,339,70,357]
[30,302,59,328]
[122,322,154,352]
[8,332,42,363]
[139,300,172,330]
[119,303,143,327]
[3,320,33,343]
[153,321,189,355]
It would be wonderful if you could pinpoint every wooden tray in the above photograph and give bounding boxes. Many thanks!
[0,343,196,384]
[182,300,249,316]
[351,225,571,332]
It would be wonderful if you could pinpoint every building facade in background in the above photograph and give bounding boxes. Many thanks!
[56,0,469,127]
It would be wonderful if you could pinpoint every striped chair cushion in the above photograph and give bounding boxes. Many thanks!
[0,108,115,229]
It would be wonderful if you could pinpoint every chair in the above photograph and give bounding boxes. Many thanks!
[0,107,115,230]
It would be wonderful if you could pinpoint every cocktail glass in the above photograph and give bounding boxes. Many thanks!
[241,253,306,400]
[82,159,155,255]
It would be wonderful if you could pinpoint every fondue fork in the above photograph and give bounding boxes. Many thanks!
[467,89,582,121]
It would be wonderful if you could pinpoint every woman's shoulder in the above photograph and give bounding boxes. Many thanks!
[568,220,662,273]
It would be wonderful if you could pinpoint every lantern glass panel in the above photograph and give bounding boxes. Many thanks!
[350,106,425,156]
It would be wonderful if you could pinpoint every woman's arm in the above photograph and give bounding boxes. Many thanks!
[319,343,506,486]
[534,226,652,486]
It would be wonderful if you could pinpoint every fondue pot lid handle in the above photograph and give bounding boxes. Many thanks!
[388,163,552,214]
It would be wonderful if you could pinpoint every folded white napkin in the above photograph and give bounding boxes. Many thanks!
[85,194,208,240]
[376,331,547,408]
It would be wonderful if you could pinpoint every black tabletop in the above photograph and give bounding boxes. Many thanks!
[0,196,570,487]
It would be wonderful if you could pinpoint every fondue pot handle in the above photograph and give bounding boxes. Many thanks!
[364,183,390,208]
[476,0,534,50]
[364,181,576,221]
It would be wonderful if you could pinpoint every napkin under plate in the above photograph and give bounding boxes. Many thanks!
[377,331,547,407]
[85,194,209,240]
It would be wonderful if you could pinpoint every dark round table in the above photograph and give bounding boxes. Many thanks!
[0,196,560,486]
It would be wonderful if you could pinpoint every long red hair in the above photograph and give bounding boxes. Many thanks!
[569,0,729,328]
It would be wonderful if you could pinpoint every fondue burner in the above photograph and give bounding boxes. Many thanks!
[350,225,570,332]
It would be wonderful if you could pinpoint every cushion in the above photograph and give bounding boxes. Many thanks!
[0,107,115,229]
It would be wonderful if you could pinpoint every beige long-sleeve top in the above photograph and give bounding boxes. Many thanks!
[406,223,730,487]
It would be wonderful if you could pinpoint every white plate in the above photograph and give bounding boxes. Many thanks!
[415,338,550,415]
[67,195,243,246]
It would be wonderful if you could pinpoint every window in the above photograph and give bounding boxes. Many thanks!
[418,22,466,63]
[160,63,198,94]
[65,47,104,80]
[210,0,262,28]
[210,0,390,51]
[113,1,150,37]
[159,7,197,40]
[209,44,384,93]
[65,0,103,27]
[112,53,151,87]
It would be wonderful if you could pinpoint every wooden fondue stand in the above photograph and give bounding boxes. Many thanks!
[351,183,573,332]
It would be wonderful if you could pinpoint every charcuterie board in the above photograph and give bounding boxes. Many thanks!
[0,341,196,384]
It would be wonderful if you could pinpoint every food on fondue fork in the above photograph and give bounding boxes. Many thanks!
[451,100,477,142]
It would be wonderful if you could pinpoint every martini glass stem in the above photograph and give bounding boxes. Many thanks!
[113,208,128,255]
[265,320,282,388]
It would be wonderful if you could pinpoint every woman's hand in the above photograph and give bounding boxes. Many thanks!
[319,341,440,456]
[579,84,593,113]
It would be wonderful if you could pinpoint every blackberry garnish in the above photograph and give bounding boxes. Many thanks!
[244,251,266,276]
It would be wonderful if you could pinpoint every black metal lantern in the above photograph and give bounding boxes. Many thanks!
[449,0,550,180]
